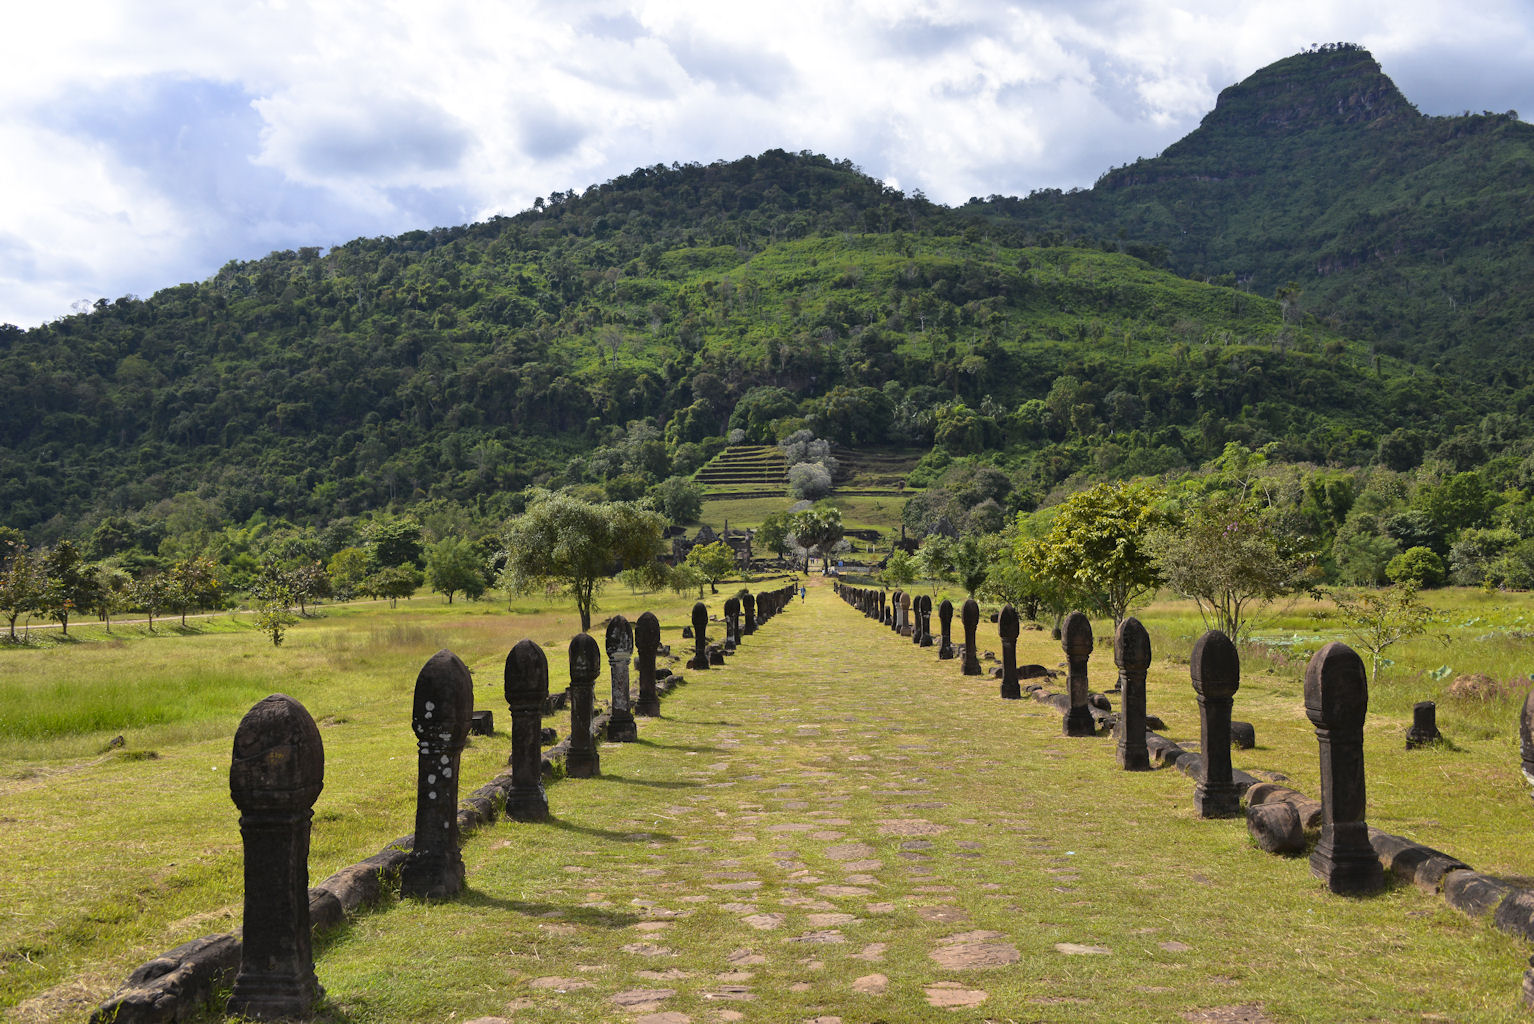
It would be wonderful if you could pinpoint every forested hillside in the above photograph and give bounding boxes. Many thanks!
[967,44,1534,377]
[2,46,1533,555]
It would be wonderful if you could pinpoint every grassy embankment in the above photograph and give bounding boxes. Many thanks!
[2,581,1532,1022]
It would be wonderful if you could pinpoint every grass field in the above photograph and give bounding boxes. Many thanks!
[3,581,1534,1022]
[699,492,909,533]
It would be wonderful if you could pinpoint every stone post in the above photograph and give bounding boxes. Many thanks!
[503,639,550,821]
[938,599,954,660]
[743,593,757,635]
[566,633,600,777]
[900,592,913,637]
[634,611,661,717]
[998,605,1021,699]
[961,599,982,676]
[1114,618,1151,771]
[401,651,473,900]
[606,615,637,742]
[1405,701,1440,748]
[691,602,709,670]
[918,595,933,647]
[1061,611,1095,736]
[723,597,740,652]
[227,694,324,1020]
[1521,690,1534,795]
[889,590,901,632]
[1304,641,1385,894]
[1190,630,1241,817]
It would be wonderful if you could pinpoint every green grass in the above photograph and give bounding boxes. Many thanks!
[700,493,910,533]
[4,582,1534,1022]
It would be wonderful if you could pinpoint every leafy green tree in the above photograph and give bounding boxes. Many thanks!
[1148,494,1316,640]
[168,557,223,625]
[286,560,334,614]
[0,543,43,641]
[1020,481,1165,624]
[1386,546,1446,588]
[497,491,665,630]
[951,534,992,597]
[327,546,369,599]
[1332,584,1436,684]
[686,541,738,594]
[879,549,918,589]
[425,537,487,604]
[250,563,297,646]
[91,564,135,634]
[42,541,97,636]
[132,573,173,632]
[669,561,707,598]
[648,476,703,524]
[915,535,955,592]
[755,512,792,559]
[365,515,424,568]
[363,565,424,608]
[789,506,844,575]
[618,560,671,594]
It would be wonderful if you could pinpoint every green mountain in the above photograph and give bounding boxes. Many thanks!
[1,46,1530,545]
[967,43,1534,378]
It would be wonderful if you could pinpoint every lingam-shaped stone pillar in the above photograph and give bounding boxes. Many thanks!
[401,650,473,899]
[723,597,740,652]
[227,694,325,1020]
[691,602,709,670]
[634,611,661,717]
[999,605,1021,699]
[1114,618,1151,771]
[938,599,954,660]
[900,592,913,637]
[606,615,637,742]
[1061,611,1095,737]
[1191,629,1242,818]
[503,639,550,821]
[743,593,757,634]
[566,633,601,777]
[1305,642,1385,894]
[918,595,933,647]
[961,599,982,676]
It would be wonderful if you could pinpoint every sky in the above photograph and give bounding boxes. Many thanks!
[3,0,1532,329]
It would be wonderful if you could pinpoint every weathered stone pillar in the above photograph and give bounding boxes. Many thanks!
[938,599,954,660]
[723,597,740,652]
[605,615,637,742]
[1062,611,1095,737]
[503,639,550,821]
[227,694,324,1020]
[1521,690,1534,794]
[961,599,982,676]
[999,605,1020,699]
[1114,618,1151,771]
[634,611,661,717]
[1406,700,1440,748]
[888,590,901,632]
[1304,641,1385,894]
[566,633,600,777]
[691,602,709,670]
[743,593,757,634]
[401,650,473,899]
[1191,629,1242,817]
[917,595,933,647]
[900,592,913,637]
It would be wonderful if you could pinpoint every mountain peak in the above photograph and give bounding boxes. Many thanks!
[1195,44,1419,137]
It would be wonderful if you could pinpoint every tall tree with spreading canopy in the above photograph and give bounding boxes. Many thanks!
[497,491,664,630]
[424,537,488,604]
[1148,493,1316,640]
[1019,481,1165,624]
[0,543,43,641]
[686,541,738,594]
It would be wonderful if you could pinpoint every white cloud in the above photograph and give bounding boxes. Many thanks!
[3,0,1533,326]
